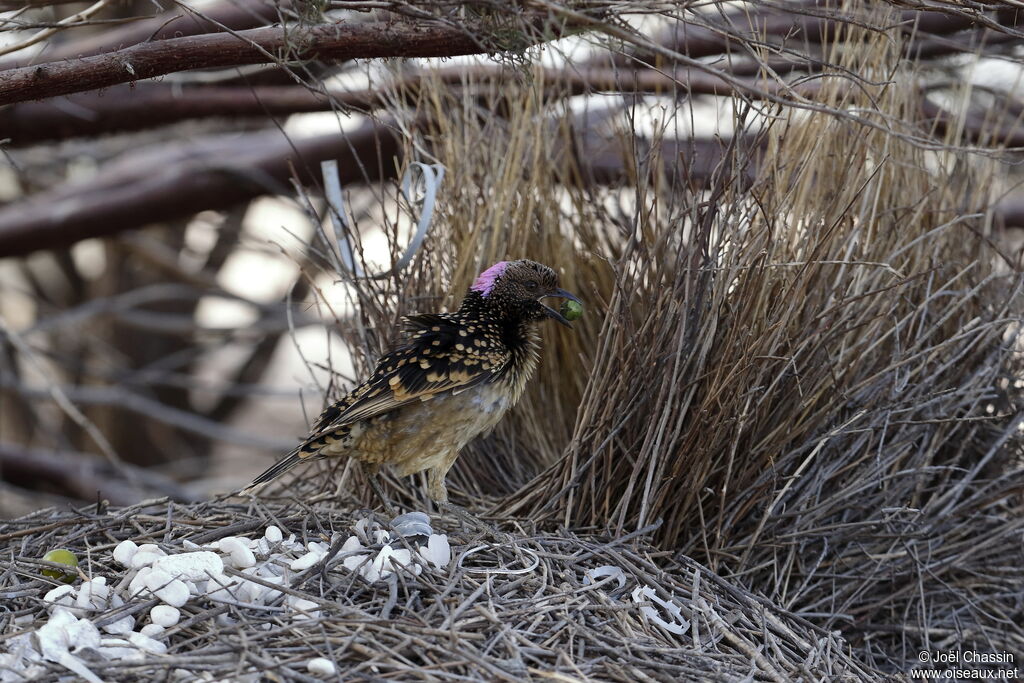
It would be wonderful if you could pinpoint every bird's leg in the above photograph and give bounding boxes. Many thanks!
[363,462,398,518]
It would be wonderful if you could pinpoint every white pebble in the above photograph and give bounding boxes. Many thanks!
[128,567,153,597]
[140,624,165,638]
[128,632,167,654]
[130,550,164,569]
[75,579,109,611]
[219,538,256,569]
[289,552,321,572]
[204,574,240,603]
[264,526,283,543]
[341,536,362,552]
[43,585,76,610]
[307,658,336,676]
[112,540,139,567]
[151,552,224,582]
[144,570,190,607]
[307,541,330,555]
[102,615,135,635]
[372,529,390,544]
[149,605,180,628]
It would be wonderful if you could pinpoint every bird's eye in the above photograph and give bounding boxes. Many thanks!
[524,280,538,290]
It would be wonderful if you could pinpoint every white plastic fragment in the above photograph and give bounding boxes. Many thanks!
[421,534,451,570]
[630,586,689,635]
[112,540,139,567]
[584,565,627,590]
[307,657,337,676]
[151,551,224,582]
[150,605,180,628]
[264,526,283,543]
[342,553,369,572]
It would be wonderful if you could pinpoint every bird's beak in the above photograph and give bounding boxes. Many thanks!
[539,288,581,328]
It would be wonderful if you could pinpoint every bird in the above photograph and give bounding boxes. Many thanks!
[243,259,580,504]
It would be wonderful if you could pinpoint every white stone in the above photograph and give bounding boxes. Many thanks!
[151,552,224,582]
[264,526,283,543]
[150,605,180,627]
[128,632,167,654]
[220,538,256,569]
[101,615,135,635]
[37,609,100,661]
[144,570,189,607]
[112,540,139,567]
[341,536,362,552]
[288,597,320,620]
[75,579,109,611]
[140,624,165,638]
[43,585,76,610]
[289,551,321,572]
[128,567,153,597]
[311,541,331,554]
[205,574,240,603]
[372,530,390,544]
[130,549,165,569]
[307,657,336,676]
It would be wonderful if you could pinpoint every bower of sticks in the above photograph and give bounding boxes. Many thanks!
[2,2,1023,681]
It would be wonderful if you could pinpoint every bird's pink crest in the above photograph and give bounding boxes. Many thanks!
[471,261,510,297]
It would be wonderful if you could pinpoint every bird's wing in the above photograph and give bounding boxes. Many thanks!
[304,316,509,439]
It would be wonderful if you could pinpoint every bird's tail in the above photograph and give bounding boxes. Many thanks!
[240,449,305,495]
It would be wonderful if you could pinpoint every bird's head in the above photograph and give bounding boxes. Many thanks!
[467,259,581,327]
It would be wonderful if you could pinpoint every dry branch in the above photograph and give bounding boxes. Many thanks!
[0,14,574,106]
[0,66,827,146]
[0,120,400,257]
[0,0,288,70]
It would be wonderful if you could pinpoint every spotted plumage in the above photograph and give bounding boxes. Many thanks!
[244,259,580,503]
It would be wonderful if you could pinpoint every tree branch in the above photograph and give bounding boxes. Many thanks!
[0,14,571,106]
[0,119,401,257]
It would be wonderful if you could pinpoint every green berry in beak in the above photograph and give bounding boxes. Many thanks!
[560,299,583,321]
[42,548,79,582]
